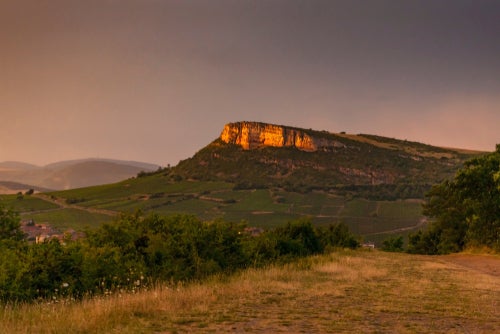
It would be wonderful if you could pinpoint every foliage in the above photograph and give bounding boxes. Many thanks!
[318,222,360,250]
[136,166,167,178]
[2,251,500,333]
[274,219,323,257]
[0,209,359,303]
[0,204,25,242]
[409,145,500,254]
[381,235,404,252]
[65,197,86,204]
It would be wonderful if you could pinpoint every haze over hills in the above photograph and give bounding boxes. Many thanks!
[0,161,39,171]
[0,158,159,192]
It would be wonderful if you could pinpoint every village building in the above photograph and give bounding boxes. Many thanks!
[20,220,84,243]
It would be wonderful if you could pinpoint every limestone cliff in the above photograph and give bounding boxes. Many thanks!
[220,121,345,151]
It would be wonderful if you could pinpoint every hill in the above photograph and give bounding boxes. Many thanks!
[0,158,159,192]
[9,121,485,242]
[175,121,481,198]
[0,181,51,194]
[0,161,39,171]
[44,158,158,171]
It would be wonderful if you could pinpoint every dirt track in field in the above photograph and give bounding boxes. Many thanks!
[33,193,118,217]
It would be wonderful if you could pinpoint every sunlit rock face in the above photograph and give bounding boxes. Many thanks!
[220,121,344,151]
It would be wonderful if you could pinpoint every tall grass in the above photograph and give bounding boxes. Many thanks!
[1,250,498,333]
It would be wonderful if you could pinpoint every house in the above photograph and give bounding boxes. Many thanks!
[362,242,376,249]
[20,221,84,243]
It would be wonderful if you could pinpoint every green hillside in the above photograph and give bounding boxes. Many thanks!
[3,124,483,243]
[175,128,477,197]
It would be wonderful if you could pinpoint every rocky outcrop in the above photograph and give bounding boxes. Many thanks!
[220,121,345,151]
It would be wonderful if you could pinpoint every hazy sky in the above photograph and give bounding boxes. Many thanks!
[1,0,499,166]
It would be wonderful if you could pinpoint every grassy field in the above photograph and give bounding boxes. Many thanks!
[3,179,426,243]
[0,194,59,212]
[1,250,498,333]
[21,208,113,230]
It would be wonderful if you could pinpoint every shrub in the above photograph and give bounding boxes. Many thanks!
[0,210,360,303]
[381,236,404,252]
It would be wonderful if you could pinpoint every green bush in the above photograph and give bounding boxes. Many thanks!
[0,209,360,303]
[381,236,404,252]
[318,222,360,249]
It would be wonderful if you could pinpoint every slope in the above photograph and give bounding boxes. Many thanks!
[11,122,485,243]
[174,122,480,198]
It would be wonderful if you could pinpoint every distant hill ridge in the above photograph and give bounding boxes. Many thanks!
[0,158,159,192]
[0,161,39,171]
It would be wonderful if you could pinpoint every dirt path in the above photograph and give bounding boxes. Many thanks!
[440,253,500,277]
[365,217,428,236]
[33,193,118,217]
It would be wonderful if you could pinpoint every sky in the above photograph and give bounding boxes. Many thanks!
[1,0,499,166]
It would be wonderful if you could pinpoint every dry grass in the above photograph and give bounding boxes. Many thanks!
[335,133,485,158]
[1,250,499,333]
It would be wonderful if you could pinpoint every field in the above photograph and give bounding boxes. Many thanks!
[0,194,59,212]
[2,176,426,244]
[21,208,112,230]
[1,250,498,333]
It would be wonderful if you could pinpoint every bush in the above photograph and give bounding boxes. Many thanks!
[0,210,360,303]
[66,198,86,204]
[274,219,323,257]
[381,236,404,252]
[318,222,360,250]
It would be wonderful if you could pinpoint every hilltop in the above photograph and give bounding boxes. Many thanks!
[175,121,481,198]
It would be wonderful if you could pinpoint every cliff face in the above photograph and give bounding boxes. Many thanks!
[220,121,344,151]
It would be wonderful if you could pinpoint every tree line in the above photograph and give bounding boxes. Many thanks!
[0,208,358,303]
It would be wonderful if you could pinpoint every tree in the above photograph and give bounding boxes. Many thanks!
[318,222,359,250]
[0,205,24,242]
[411,145,500,253]
[275,219,323,257]
[381,235,404,252]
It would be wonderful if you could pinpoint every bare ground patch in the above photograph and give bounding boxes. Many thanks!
[439,253,500,277]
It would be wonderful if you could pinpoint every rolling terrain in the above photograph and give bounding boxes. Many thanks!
[2,122,485,243]
[0,158,159,192]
